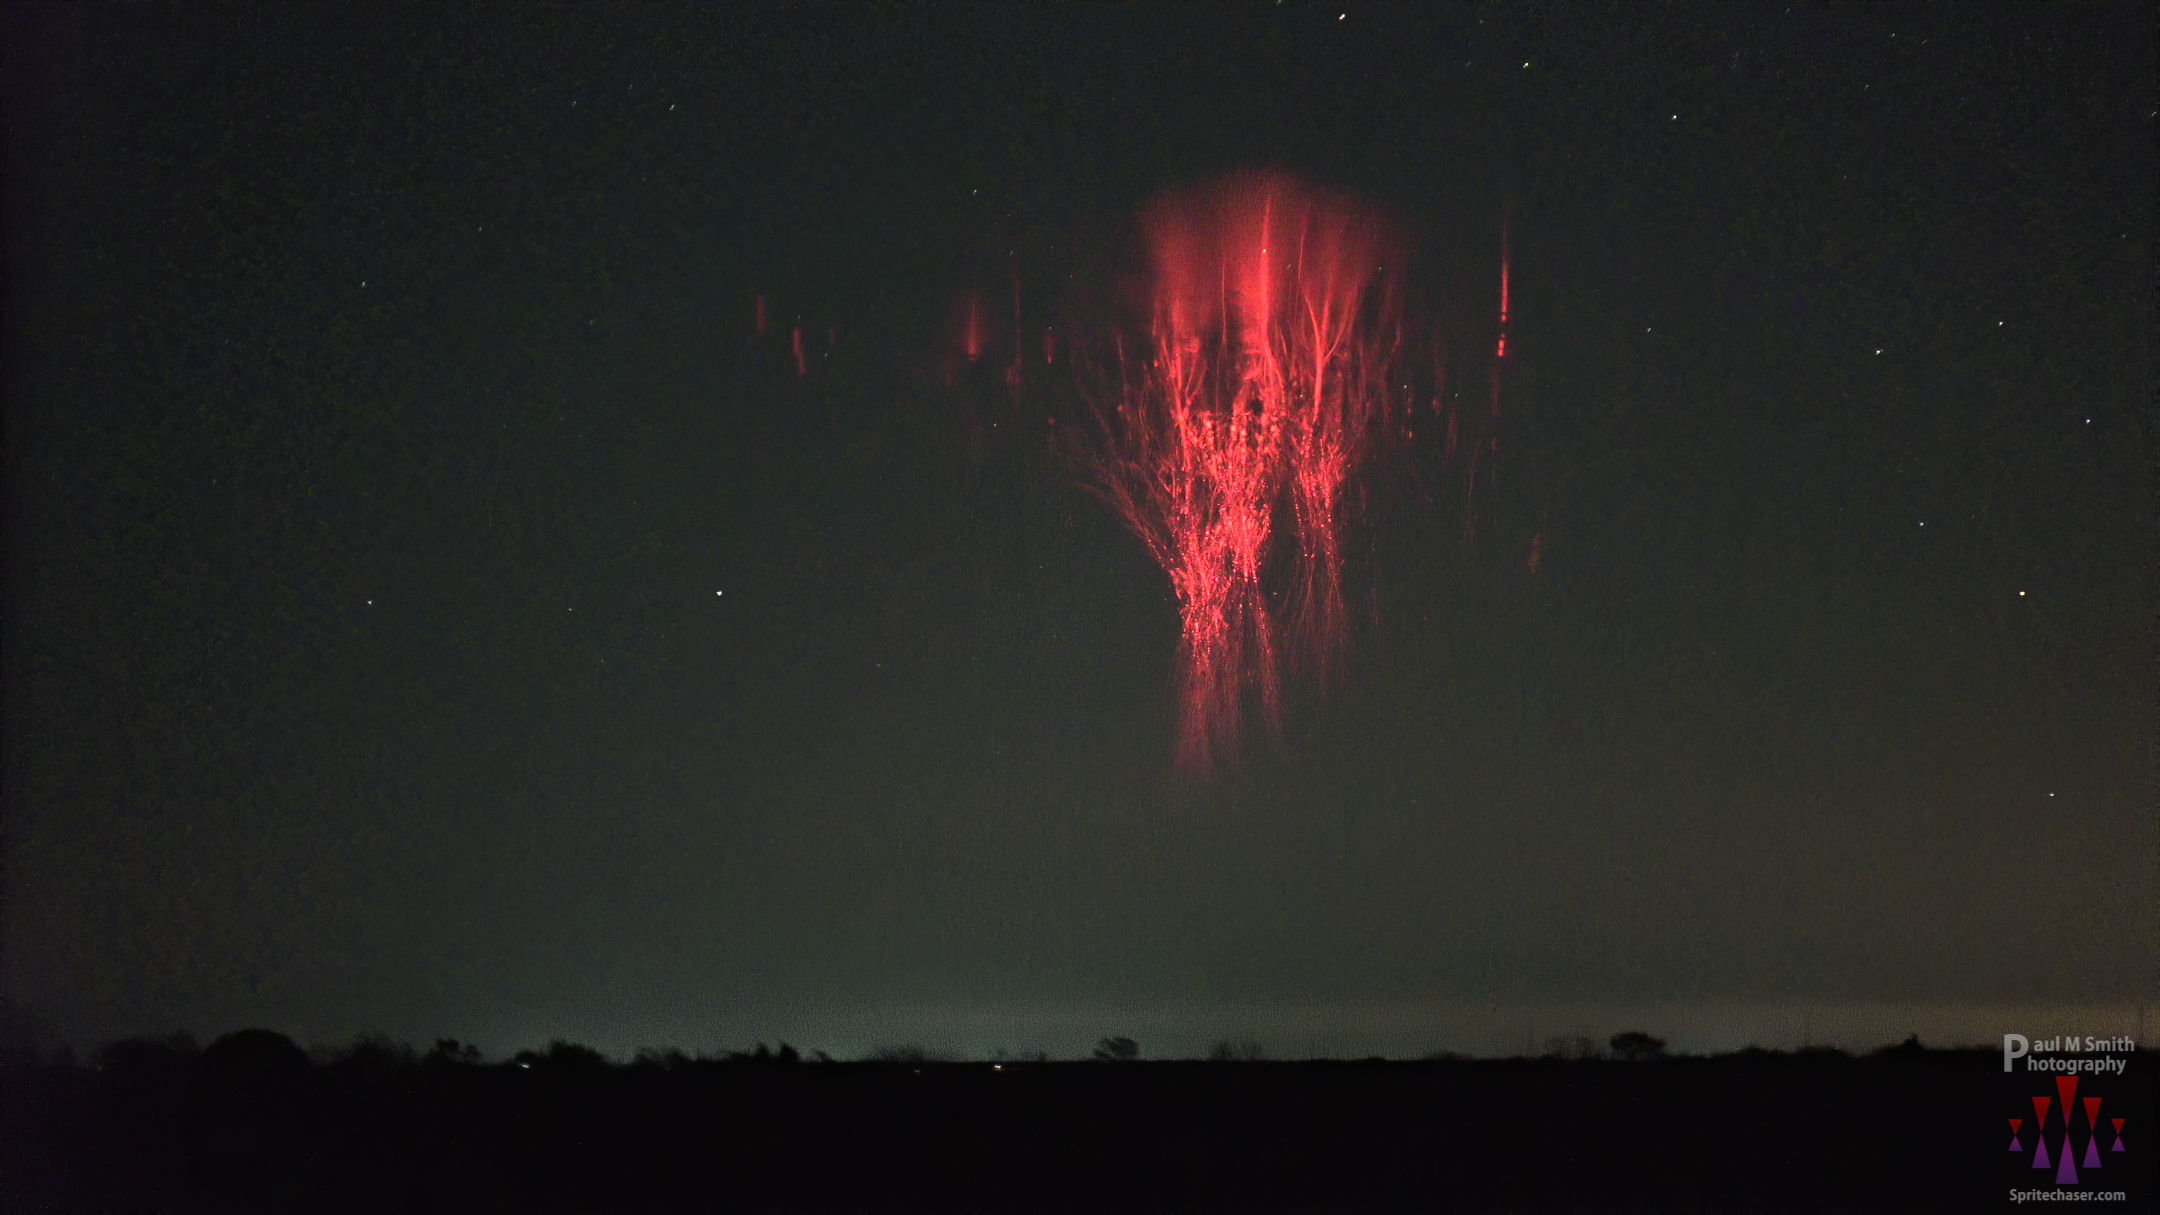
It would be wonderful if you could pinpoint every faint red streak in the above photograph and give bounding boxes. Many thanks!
[1494,211,1508,367]
[1496,216,1509,354]
[1431,211,1510,538]
[790,326,806,377]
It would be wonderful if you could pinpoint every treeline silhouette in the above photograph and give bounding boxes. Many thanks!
[0,1027,2095,1211]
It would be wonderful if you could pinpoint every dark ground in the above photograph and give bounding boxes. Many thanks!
[6,1032,2148,1212]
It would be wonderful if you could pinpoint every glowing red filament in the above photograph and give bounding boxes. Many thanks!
[1078,172,1398,777]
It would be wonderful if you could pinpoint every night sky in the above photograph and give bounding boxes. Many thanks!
[6,3,2152,1061]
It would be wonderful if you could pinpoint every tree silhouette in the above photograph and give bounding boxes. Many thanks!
[328,1032,413,1072]
[95,1031,200,1074]
[1093,1037,1139,1061]
[512,1040,608,1073]
[724,1042,801,1064]
[426,1038,483,1067]
[1608,1031,1667,1061]
[203,1028,310,1077]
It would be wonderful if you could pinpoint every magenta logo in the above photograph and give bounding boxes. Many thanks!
[2009,1075,2127,1185]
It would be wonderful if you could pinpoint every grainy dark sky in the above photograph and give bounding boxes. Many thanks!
[4,3,2151,1059]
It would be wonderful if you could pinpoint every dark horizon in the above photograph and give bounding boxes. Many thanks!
[24,1004,2143,1070]
[27,1023,2104,1212]
[4,4,2152,1067]
[36,1023,2015,1066]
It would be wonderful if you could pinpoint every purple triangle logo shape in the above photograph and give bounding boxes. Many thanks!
[2083,1134,2101,1170]
[2055,1136,2079,1185]
[2034,1136,2051,1169]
